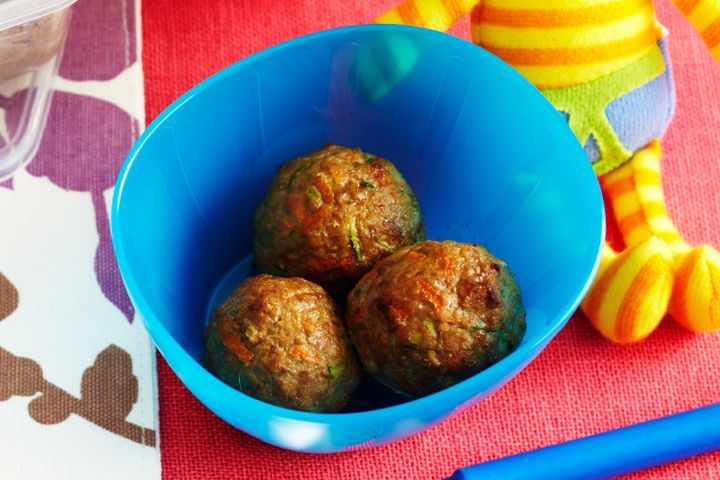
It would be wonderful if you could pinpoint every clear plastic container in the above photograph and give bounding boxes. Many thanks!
[0,0,77,180]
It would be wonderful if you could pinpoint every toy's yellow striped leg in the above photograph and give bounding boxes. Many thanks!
[602,141,687,255]
[581,141,674,342]
[376,0,477,31]
[602,140,720,333]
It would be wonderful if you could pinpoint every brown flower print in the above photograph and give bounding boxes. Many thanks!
[0,271,18,321]
[0,344,156,446]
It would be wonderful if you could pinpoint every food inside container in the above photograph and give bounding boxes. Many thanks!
[0,0,77,180]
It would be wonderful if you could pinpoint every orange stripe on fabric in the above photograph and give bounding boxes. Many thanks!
[674,0,702,15]
[475,0,651,28]
[617,211,650,237]
[601,162,633,187]
[605,177,637,199]
[397,1,425,26]
[702,17,720,50]
[582,252,625,318]
[700,248,720,329]
[487,28,656,66]
[675,268,692,321]
[604,167,660,199]
[614,258,666,342]
[470,4,484,26]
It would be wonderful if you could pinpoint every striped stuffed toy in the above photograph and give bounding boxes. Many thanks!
[376,0,720,343]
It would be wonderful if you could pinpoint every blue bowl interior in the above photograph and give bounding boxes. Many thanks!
[113,25,604,449]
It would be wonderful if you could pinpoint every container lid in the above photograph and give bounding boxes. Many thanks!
[0,0,77,31]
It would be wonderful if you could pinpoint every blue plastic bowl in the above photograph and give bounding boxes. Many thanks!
[112,25,604,453]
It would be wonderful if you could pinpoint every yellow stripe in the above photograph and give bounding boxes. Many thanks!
[484,0,628,9]
[443,0,475,18]
[668,234,691,258]
[613,191,642,217]
[632,151,661,172]
[641,201,670,218]
[625,226,653,247]
[647,215,678,235]
[415,0,453,30]
[686,0,720,33]
[474,7,655,49]
[376,10,405,24]
[633,169,661,189]
[476,0,651,28]
[636,185,664,203]
[660,231,685,246]
[712,42,720,62]
[387,0,473,31]
[515,51,649,88]
[630,140,665,209]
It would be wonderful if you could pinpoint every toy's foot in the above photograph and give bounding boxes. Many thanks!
[601,139,720,337]
[669,245,720,333]
[581,237,674,343]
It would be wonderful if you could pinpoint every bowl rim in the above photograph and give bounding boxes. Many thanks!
[111,23,606,426]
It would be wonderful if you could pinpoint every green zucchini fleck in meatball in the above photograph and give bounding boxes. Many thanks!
[346,240,526,398]
[205,274,361,412]
[253,144,425,295]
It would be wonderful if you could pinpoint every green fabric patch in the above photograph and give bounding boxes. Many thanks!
[541,46,666,176]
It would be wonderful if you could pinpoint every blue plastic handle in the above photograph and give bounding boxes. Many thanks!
[449,403,720,480]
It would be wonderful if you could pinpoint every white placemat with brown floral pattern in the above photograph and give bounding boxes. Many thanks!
[0,0,160,477]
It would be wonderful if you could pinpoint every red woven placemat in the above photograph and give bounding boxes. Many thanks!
[142,1,720,478]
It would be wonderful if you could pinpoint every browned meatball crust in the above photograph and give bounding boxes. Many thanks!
[205,274,361,412]
[253,144,424,295]
[346,241,525,398]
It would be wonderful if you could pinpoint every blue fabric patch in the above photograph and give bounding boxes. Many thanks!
[605,38,675,154]
[584,134,600,162]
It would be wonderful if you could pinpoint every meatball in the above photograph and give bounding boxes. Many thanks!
[253,144,424,295]
[346,241,525,397]
[204,274,361,412]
